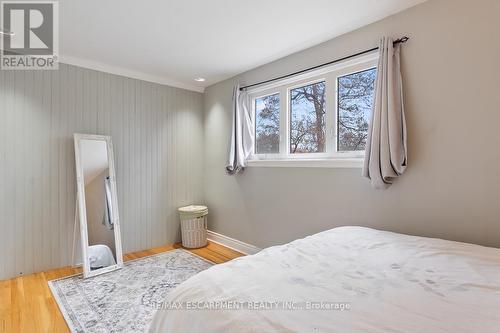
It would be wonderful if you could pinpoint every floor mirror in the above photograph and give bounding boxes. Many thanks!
[74,134,124,278]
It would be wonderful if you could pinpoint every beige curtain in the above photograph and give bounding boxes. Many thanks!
[226,84,254,174]
[363,37,407,189]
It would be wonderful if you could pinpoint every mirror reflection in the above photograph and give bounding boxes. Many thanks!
[80,139,117,271]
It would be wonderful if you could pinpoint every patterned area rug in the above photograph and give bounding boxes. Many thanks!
[49,249,213,333]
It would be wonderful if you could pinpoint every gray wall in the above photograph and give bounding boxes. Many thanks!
[0,64,203,279]
[203,0,500,249]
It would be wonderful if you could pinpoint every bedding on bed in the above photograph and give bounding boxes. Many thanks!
[149,226,500,332]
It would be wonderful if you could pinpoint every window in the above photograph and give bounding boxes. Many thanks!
[290,81,326,154]
[337,68,376,151]
[248,53,377,167]
[255,94,280,154]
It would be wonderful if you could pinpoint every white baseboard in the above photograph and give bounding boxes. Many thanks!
[207,230,261,255]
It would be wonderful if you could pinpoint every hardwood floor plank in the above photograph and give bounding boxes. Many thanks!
[10,278,23,333]
[0,280,11,333]
[0,242,243,333]
[203,241,245,260]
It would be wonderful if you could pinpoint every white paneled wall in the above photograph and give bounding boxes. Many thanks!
[0,64,204,280]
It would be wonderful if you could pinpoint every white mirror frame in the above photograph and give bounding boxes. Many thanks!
[74,133,124,278]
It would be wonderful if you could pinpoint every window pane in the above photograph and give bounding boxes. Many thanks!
[255,94,280,154]
[290,81,326,153]
[337,68,376,151]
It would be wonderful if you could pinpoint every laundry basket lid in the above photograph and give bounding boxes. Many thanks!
[178,205,208,219]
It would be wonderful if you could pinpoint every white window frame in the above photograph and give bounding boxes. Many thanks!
[247,52,378,168]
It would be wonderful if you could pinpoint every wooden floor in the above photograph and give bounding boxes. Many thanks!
[0,241,243,333]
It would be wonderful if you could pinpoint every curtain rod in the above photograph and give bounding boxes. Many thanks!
[240,36,409,91]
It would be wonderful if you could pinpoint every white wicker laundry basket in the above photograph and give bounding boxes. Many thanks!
[179,205,208,248]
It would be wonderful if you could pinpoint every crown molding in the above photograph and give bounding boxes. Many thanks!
[58,55,205,93]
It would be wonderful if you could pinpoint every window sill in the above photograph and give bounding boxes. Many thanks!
[246,158,364,168]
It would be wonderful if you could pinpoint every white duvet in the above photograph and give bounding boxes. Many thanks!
[150,227,500,332]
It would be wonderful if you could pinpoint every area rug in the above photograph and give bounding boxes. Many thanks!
[48,249,213,333]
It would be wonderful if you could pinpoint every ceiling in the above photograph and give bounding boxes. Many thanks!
[60,0,426,92]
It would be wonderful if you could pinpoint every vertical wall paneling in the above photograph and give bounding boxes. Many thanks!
[0,63,204,279]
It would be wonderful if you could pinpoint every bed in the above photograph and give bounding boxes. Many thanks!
[150,226,500,332]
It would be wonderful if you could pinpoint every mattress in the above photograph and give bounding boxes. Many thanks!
[150,226,500,332]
